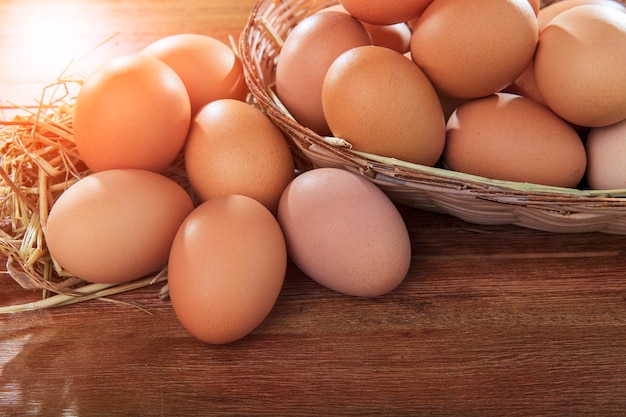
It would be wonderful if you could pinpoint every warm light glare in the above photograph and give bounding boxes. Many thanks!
[0,333,32,408]
[10,6,94,78]
[1,3,120,108]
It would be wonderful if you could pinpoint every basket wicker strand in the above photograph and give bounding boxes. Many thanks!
[239,0,626,235]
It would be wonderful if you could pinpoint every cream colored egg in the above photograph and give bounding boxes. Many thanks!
[277,168,411,297]
[585,118,626,190]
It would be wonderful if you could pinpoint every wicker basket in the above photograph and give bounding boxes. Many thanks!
[239,0,626,235]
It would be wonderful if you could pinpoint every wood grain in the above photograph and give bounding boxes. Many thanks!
[2,1,626,416]
[2,208,626,416]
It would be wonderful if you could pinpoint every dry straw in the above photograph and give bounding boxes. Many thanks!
[239,0,626,235]
[0,29,201,312]
[2,1,626,312]
[0,76,175,314]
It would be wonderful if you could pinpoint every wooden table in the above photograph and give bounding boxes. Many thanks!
[2,1,626,415]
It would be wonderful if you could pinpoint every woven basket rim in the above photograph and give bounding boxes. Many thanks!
[239,0,626,234]
[239,0,626,202]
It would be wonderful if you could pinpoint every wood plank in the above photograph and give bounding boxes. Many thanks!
[2,1,626,415]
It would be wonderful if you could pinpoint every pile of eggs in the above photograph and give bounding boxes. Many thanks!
[42,0,626,344]
[43,33,411,344]
[275,0,626,190]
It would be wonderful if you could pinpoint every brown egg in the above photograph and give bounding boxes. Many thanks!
[502,59,546,106]
[407,15,421,31]
[73,55,190,173]
[184,99,294,214]
[275,11,372,135]
[537,0,626,31]
[585,118,626,190]
[534,5,626,127]
[45,169,194,284]
[322,45,445,166]
[443,93,587,187]
[437,91,469,123]
[363,22,413,54]
[277,168,411,298]
[140,34,248,116]
[168,195,287,344]
[411,0,538,99]
[338,0,433,25]
[318,5,412,53]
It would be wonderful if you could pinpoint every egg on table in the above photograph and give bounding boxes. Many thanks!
[44,169,194,284]
[168,195,287,344]
[277,168,412,298]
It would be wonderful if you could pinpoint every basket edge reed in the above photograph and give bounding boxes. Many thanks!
[239,0,626,235]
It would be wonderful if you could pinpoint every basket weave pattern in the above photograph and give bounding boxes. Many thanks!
[239,0,626,234]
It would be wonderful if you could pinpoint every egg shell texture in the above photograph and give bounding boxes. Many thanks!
[410,0,538,99]
[184,99,295,214]
[168,195,287,345]
[275,11,372,135]
[537,0,626,31]
[45,169,194,284]
[318,4,413,53]
[277,168,412,298]
[338,0,433,25]
[443,93,587,188]
[73,55,191,173]
[140,34,248,116]
[534,4,626,127]
[585,118,626,190]
[502,59,546,106]
[322,45,445,166]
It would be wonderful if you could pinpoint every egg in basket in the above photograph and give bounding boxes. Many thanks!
[239,0,626,234]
